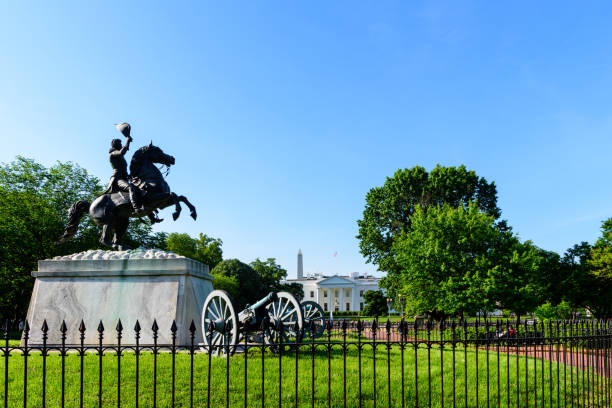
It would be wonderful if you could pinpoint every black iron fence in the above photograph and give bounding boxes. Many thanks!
[1,318,611,407]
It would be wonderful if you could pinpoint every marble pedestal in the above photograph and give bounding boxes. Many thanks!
[24,249,213,346]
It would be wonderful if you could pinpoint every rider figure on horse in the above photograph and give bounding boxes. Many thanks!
[107,123,162,223]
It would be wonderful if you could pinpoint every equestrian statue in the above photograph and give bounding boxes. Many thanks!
[57,122,197,250]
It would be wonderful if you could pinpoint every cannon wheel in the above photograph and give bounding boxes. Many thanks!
[201,290,239,356]
[301,300,325,339]
[264,292,304,351]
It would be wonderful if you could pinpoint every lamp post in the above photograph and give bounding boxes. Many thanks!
[386,297,392,319]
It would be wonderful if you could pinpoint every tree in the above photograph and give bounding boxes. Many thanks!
[165,232,223,268]
[250,258,287,291]
[211,274,240,300]
[391,202,542,319]
[362,290,388,317]
[486,242,550,318]
[0,188,64,319]
[210,259,264,310]
[250,258,304,301]
[586,219,612,317]
[278,282,304,302]
[559,242,594,309]
[357,165,500,279]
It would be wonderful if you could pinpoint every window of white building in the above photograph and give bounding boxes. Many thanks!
[359,290,364,297]
[346,302,350,311]
[323,291,327,298]
[324,303,328,311]
[310,291,314,298]
[360,302,363,311]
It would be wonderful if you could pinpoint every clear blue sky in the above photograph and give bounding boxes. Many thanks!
[2,2,612,278]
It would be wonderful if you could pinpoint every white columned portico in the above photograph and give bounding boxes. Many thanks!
[352,286,358,312]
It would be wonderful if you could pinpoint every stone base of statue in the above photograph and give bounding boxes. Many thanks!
[23,249,213,346]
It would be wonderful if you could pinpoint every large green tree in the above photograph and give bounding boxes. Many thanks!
[165,232,223,268]
[357,165,500,279]
[391,202,541,319]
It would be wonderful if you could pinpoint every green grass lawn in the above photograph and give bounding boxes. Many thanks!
[0,344,607,407]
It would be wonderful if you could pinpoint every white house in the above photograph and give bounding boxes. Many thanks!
[284,250,381,312]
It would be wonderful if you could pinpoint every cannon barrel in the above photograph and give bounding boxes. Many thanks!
[238,292,278,324]
[249,292,278,311]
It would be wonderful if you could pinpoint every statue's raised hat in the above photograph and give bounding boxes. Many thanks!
[114,122,131,138]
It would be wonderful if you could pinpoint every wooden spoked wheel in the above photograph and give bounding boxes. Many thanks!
[264,292,304,351]
[201,290,239,356]
[301,300,325,339]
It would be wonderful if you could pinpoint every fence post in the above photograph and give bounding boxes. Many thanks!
[23,321,30,408]
[134,320,141,408]
[3,320,8,408]
[42,319,49,408]
[60,320,67,408]
[189,320,196,408]
[152,319,159,408]
[97,320,104,408]
[116,319,122,408]
[171,320,177,408]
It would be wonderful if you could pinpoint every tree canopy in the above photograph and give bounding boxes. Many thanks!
[250,258,304,301]
[586,219,612,317]
[389,202,546,319]
[165,232,223,269]
[362,290,389,317]
[357,165,500,276]
[210,259,264,310]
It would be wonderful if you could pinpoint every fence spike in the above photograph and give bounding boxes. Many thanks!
[41,319,49,332]
[171,320,178,333]
[60,320,68,333]
[79,319,86,333]
[189,320,196,334]
[152,319,159,333]
[134,319,141,333]
[97,320,104,333]
[116,319,123,333]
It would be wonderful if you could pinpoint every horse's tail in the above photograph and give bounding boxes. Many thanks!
[56,200,90,244]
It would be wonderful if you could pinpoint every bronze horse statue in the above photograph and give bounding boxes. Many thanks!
[57,142,196,250]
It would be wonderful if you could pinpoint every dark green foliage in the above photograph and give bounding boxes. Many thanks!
[210,259,264,310]
[165,232,223,268]
[278,282,304,302]
[250,258,304,301]
[362,290,388,317]
[250,258,287,291]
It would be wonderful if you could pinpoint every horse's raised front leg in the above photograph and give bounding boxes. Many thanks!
[170,192,182,221]
[177,195,197,220]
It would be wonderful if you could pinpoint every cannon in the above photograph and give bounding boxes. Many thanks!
[201,290,304,355]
